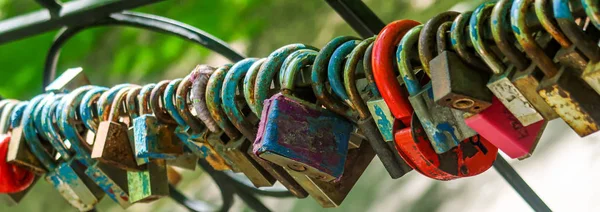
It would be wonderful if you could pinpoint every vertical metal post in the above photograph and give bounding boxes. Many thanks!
[493,154,551,211]
[324,1,551,211]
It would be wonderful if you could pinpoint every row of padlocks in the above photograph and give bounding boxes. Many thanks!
[0,0,598,210]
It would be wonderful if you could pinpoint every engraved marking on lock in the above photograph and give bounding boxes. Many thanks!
[451,98,475,109]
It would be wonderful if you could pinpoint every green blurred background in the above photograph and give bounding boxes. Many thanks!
[4,0,598,212]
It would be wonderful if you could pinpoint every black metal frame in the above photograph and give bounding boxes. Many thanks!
[0,0,550,212]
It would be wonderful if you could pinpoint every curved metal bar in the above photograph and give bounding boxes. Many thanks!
[43,11,245,88]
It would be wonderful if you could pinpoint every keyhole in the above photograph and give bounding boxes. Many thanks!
[452,98,475,109]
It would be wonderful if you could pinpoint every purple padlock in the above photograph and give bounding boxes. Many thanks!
[254,93,353,181]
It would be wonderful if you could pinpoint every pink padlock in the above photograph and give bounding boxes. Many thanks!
[464,97,546,159]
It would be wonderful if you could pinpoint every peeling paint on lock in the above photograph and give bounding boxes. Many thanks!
[366,99,394,142]
[254,93,353,182]
[538,68,600,137]
[582,61,600,95]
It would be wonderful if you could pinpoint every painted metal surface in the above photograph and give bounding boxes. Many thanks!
[465,97,546,159]
[397,25,477,154]
[255,93,352,181]
[395,113,498,180]
[371,20,420,126]
[582,0,600,30]
[418,11,460,77]
[127,159,169,203]
[45,67,91,93]
[582,61,600,94]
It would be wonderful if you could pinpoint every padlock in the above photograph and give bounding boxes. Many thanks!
[254,51,352,182]
[59,86,131,208]
[581,0,600,30]
[419,11,461,77]
[395,112,498,180]
[223,58,308,198]
[554,0,600,63]
[583,61,600,94]
[399,25,477,154]
[426,12,493,114]
[171,76,230,170]
[92,86,141,171]
[253,44,319,116]
[513,0,600,137]
[206,64,276,187]
[6,101,45,175]
[123,86,170,203]
[190,65,241,172]
[372,20,421,127]
[489,0,559,125]
[0,100,37,206]
[326,39,412,179]
[0,133,34,193]
[535,0,588,72]
[363,44,396,142]
[134,82,184,160]
[150,80,199,170]
[22,94,102,211]
[45,67,91,93]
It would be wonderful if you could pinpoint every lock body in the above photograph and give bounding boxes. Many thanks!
[538,68,600,136]
[174,126,231,171]
[511,65,559,120]
[487,66,545,126]
[366,98,395,142]
[409,83,477,154]
[133,115,184,160]
[582,61,600,95]
[6,127,45,174]
[45,67,91,93]
[127,159,169,203]
[554,46,588,74]
[465,97,546,159]
[92,121,140,171]
[255,93,353,181]
[430,51,492,113]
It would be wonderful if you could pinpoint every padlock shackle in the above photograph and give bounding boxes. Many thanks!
[97,84,135,125]
[450,12,491,71]
[329,40,360,102]
[176,74,206,134]
[344,38,376,119]
[471,2,507,75]
[436,22,453,55]
[206,65,242,140]
[125,87,142,120]
[313,36,361,121]
[582,0,600,30]
[372,20,420,126]
[397,25,424,96]
[137,83,156,116]
[150,80,178,125]
[493,0,531,71]
[164,79,188,127]
[80,87,108,133]
[58,86,97,158]
[41,94,72,160]
[535,0,573,48]
[362,42,382,97]
[21,94,56,171]
[244,58,266,117]
[222,58,260,140]
[254,44,319,115]
[512,0,559,77]
[281,50,318,92]
[0,100,19,134]
[554,0,600,62]
[9,102,28,132]
[419,11,460,77]
[190,65,220,132]
[32,95,55,142]
[106,86,135,123]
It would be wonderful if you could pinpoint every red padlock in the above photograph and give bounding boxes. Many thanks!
[0,134,34,193]
[372,19,420,127]
[394,113,498,180]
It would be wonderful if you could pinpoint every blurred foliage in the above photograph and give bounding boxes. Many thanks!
[0,0,485,211]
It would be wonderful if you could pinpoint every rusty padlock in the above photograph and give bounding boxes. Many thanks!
[222,58,308,198]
